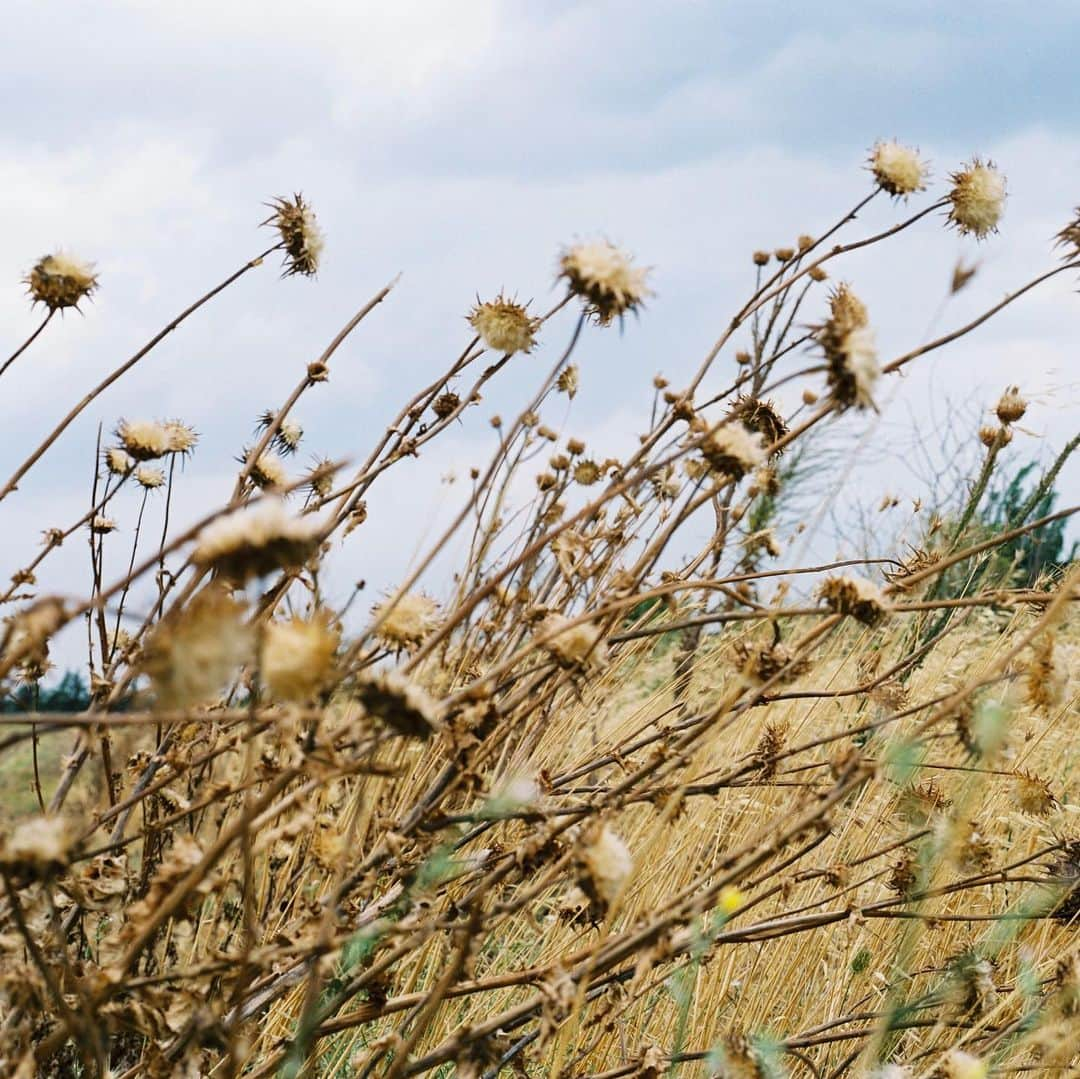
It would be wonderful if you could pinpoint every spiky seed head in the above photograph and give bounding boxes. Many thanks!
[1026,634,1067,711]
[817,575,888,626]
[1055,207,1080,258]
[25,252,98,311]
[701,423,767,479]
[1013,770,1058,816]
[191,498,324,582]
[467,294,540,354]
[116,419,170,461]
[135,464,166,490]
[305,457,336,500]
[355,669,441,738]
[948,159,1006,239]
[539,613,606,668]
[557,364,579,398]
[869,140,928,197]
[91,515,118,534]
[165,420,199,455]
[727,397,789,452]
[995,385,1027,425]
[141,585,254,709]
[265,193,324,276]
[559,240,651,325]
[248,452,288,490]
[573,458,603,486]
[275,419,304,455]
[432,392,460,419]
[104,447,134,476]
[817,284,880,410]
[372,592,440,651]
[261,613,339,702]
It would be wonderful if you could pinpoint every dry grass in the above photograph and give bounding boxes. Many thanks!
[0,147,1077,1079]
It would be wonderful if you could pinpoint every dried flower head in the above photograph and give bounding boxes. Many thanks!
[104,447,134,475]
[135,464,166,490]
[1013,770,1058,816]
[0,815,72,879]
[25,251,98,311]
[372,592,440,651]
[90,515,118,534]
[165,419,199,455]
[731,638,809,687]
[559,240,650,325]
[468,294,540,354]
[141,585,254,709]
[1055,207,1080,258]
[569,459,604,490]
[539,613,607,668]
[818,575,888,626]
[1025,633,1067,711]
[995,385,1027,425]
[869,140,928,197]
[261,613,339,702]
[727,396,789,452]
[192,498,324,582]
[752,250,771,266]
[246,451,288,491]
[579,823,632,910]
[265,193,324,277]
[817,284,880,410]
[305,456,337,500]
[979,424,1011,449]
[432,392,460,419]
[557,364,579,398]
[948,159,1006,239]
[116,419,171,461]
[355,669,441,738]
[701,423,767,479]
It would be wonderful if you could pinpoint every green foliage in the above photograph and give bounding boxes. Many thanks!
[1,669,91,713]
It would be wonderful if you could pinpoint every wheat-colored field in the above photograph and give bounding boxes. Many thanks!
[0,146,1077,1078]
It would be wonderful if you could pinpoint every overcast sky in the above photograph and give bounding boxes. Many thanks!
[2,1,1078,671]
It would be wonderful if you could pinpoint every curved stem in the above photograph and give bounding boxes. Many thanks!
[0,310,54,381]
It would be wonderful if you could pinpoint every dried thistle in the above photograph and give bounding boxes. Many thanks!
[726,396,789,452]
[816,283,880,410]
[116,419,171,461]
[947,158,1006,239]
[701,423,767,479]
[559,240,650,325]
[467,294,540,354]
[372,592,440,651]
[355,669,441,738]
[994,385,1027,425]
[868,140,929,197]
[25,251,98,311]
[261,613,339,702]
[817,575,888,626]
[265,193,324,277]
[1012,769,1058,816]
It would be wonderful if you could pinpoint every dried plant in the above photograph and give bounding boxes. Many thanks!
[0,148,1077,1079]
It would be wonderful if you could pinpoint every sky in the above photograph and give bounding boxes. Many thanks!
[1,1,1078,672]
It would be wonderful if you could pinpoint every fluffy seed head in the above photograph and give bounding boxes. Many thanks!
[0,815,72,878]
[355,669,441,738]
[91,515,117,534]
[104,447,134,476]
[948,159,1006,239]
[165,420,199,455]
[192,498,324,582]
[995,385,1027,425]
[116,419,170,461]
[559,240,650,325]
[818,575,888,626]
[701,423,767,479]
[539,613,607,668]
[869,140,928,197]
[372,592,440,651]
[25,252,98,311]
[818,285,880,410]
[248,452,288,491]
[943,1051,987,1079]
[135,464,166,490]
[266,193,324,276]
[467,294,540,354]
[141,585,254,709]
[580,824,632,908]
[261,613,339,702]
[727,396,789,452]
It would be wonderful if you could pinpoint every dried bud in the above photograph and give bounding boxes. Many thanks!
[265,193,324,276]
